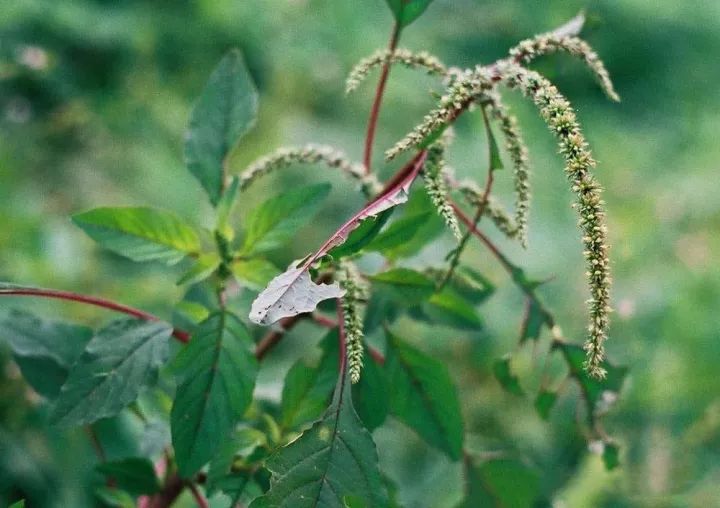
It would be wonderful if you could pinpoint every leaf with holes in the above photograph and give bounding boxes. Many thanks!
[250,373,387,508]
[49,319,172,427]
[171,312,258,477]
[249,152,427,326]
[185,49,258,205]
[385,329,464,460]
[73,207,202,265]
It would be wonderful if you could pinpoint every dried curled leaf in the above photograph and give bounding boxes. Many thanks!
[249,152,428,326]
[249,266,344,326]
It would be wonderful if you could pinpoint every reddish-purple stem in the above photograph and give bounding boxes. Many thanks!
[363,22,401,173]
[0,287,190,342]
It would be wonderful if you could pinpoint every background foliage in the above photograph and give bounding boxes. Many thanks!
[1,0,719,506]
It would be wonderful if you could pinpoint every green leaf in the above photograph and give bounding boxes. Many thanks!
[449,267,496,304]
[328,209,393,259]
[352,349,389,431]
[461,456,541,508]
[206,429,261,499]
[380,189,444,260]
[419,288,484,329]
[602,441,621,471]
[493,356,524,396]
[185,49,258,205]
[73,207,201,265]
[217,176,241,241]
[482,110,504,172]
[281,331,339,430]
[365,212,430,256]
[171,312,258,477]
[520,298,550,343]
[384,0,436,28]
[554,342,627,412]
[250,373,387,508]
[370,268,435,305]
[534,388,557,420]
[242,183,331,255]
[1,309,92,399]
[177,252,221,286]
[49,319,172,427]
[95,488,135,508]
[9,500,25,508]
[231,258,280,290]
[96,458,160,495]
[385,330,464,460]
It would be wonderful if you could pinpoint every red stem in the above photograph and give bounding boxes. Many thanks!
[188,482,209,508]
[363,22,401,174]
[0,287,189,342]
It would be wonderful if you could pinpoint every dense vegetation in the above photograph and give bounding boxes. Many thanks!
[1,1,719,507]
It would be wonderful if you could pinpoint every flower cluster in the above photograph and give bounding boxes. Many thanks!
[496,62,612,378]
[384,68,494,160]
[239,144,381,197]
[456,179,521,241]
[337,260,369,384]
[509,35,620,102]
[346,48,448,94]
[423,143,462,240]
[484,90,532,247]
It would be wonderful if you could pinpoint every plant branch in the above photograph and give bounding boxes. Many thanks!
[363,21,401,173]
[451,201,555,328]
[188,482,209,508]
[0,287,190,342]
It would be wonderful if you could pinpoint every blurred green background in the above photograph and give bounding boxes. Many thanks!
[1,0,719,506]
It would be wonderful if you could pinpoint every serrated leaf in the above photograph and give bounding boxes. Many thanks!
[352,350,389,431]
[96,458,160,495]
[171,312,258,477]
[49,319,172,427]
[554,342,627,412]
[1,309,92,399]
[328,209,394,259]
[185,49,258,205]
[281,331,339,430]
[384,0,436,28]
[461,456,541,508]
[73,207,201,265]
[370,268,435,305]
[231,258,280,290]
[365,212,430,255]
[534,388,557,420]
[249,152,426,326]
[493,356,524,396]
[250,373,387,508]
[385,330,464,460]
[177,252,221,286]
[242,183,331,255]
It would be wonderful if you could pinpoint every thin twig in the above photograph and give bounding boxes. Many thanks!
[0,287,190,342]
[363,21,401,173]
[188,482,209,508]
